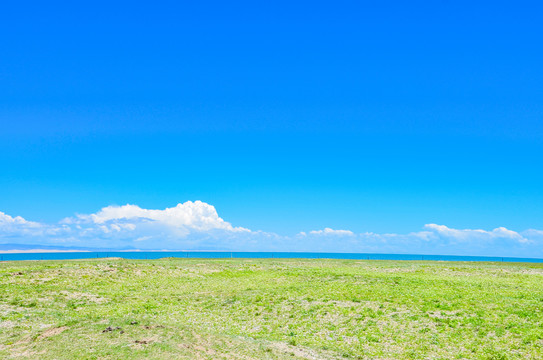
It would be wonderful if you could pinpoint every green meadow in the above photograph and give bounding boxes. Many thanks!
[1,258,542,359]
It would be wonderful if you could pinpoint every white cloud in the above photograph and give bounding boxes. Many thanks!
[0,211,41,228]
[308,228,355,236]
[63,201,248,234]
[423,224,528,243]
[72,201,248,232]
[1,203,542,257]
[0,211,58,238]
[521,229,543,238]
[0,212,28,225]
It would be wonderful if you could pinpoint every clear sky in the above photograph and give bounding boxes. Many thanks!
[1,1,542,255]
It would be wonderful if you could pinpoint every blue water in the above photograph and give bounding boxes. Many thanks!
[1,251,542,263]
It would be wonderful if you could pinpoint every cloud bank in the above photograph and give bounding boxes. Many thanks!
[1,201,542,257]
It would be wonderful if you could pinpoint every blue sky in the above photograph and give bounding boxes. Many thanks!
[1,1,543,255]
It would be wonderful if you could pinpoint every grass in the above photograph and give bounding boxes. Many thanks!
[1,258,542,359]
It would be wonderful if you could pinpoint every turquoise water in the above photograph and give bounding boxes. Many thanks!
[1,251,542,263]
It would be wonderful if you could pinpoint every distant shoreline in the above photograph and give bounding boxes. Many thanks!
[0,249,222,254]
[1,251,542,263]
[0,249,91,254]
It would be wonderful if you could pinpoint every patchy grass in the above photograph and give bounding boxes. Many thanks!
[1,259,542,359]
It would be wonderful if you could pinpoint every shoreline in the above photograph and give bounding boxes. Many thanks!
[0,249,91,254]
[1,251,542,263]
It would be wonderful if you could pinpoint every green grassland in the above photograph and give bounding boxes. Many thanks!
[1,258,542,359]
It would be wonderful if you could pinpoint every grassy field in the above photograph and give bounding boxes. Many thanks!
[1,258,542,359]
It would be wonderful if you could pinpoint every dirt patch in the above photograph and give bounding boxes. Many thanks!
[368,267,417,273]
[0,320,17,329]
[177,342,259,360]
[0,304,23,316]
[132,336,159,348]
[427,310,463,319]
[60,291,107,304]
[142,324,165,330]
[518,269,543,275]
[271,341,338,359]
[8,349,47,358]
[38,326,68,339]
[135,339,153,345]
[102,326,123,333]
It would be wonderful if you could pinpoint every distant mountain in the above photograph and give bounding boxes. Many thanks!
[0,243,130,252]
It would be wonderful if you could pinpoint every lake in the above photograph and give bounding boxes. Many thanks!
[1,251,542,263]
